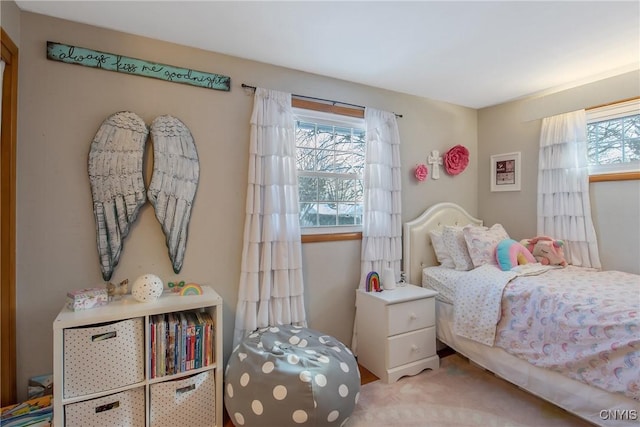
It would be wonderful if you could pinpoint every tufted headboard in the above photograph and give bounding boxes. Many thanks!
[403,202,483,285]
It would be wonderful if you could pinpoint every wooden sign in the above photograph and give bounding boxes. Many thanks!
[47,41,230,91]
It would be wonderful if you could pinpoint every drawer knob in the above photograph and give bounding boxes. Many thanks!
[411,345,418,352]
[409,313,418,320]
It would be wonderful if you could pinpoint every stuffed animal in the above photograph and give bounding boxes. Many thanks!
[520,236,567,267]
[496,239,537,271]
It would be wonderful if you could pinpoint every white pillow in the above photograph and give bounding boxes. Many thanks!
[441,225,474,271]
[429,230,455,269]
[463,223,510,268]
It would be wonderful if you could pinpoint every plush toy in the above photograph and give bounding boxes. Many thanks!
[496,239,537,271]
[520,236,567,267]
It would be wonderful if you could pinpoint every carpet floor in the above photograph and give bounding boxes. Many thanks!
[346,354,593,427]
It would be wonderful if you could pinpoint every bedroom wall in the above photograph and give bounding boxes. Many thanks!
[15,11,477,400]
[1,0,21,45]
[478,71,640,274]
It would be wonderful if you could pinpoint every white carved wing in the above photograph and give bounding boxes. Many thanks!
[148,115,199,273]
[88,111,148,280]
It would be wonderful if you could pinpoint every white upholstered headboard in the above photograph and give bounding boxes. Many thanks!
[403,202,482,285]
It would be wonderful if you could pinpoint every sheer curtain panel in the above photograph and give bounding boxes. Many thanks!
[233,88,307,348]
[352,108,402,351]
[360,107,402,283]
[538,109,601,268]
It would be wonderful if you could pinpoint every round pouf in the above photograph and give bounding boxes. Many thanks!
[131,274,163,302]
[225,325,360,427]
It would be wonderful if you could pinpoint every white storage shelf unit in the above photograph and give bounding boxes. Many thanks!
[53,285,223,427]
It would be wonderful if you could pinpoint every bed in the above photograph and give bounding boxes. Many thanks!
[403,202,640,427]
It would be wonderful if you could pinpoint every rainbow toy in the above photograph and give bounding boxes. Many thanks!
[365,271,381,292]
[180,283,203,296]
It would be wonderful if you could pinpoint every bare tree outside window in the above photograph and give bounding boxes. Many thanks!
[587,115,640,166]
[296,119,365,228]
[586,99,640,175]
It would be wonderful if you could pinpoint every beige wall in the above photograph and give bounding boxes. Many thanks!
[478,71,640,273]
[16,11,477,400]
[1,0,21,45]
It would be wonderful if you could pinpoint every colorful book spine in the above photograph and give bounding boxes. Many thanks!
[150,317,156,379]
[194,312,205,369]
[166,313,176,375]
[179,312,188,372]
[185,313,195,370]
[202,312,214,366]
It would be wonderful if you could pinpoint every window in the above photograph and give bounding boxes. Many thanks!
[587,99,640,176]
[294,108,365,233]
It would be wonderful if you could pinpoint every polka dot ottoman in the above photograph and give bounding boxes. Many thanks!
[225,325,360,426]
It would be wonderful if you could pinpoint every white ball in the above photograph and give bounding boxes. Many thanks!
[131,274,164,302]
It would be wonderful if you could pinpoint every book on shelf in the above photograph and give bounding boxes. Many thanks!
[150,317,156,379]
[157,315,166,377]
[166,312,177,376]
[193,312,204,369]
[179,312,188,372]
[201,311,214,366]
[148,309,215,376]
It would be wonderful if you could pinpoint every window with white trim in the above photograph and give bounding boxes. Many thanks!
[294,108,365,233]
[587,99,640,175]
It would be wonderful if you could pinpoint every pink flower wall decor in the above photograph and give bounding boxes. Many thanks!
[414,163,428,182]
[444,145,470,176]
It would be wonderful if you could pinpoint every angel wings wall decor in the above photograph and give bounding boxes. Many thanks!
[88,111,199,281]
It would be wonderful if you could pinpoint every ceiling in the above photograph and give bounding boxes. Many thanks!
[15,1,640,109]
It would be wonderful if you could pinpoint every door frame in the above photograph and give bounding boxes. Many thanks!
[1,26,18,406]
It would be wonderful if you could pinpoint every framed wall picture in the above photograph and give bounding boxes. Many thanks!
[490,152,521,192]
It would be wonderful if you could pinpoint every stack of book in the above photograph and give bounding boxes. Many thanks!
[149,310,215,378]
[1,395,52,427]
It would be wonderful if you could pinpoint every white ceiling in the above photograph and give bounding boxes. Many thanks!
[15,1,640,109]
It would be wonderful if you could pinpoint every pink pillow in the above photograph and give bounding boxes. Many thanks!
[463,224,510,268]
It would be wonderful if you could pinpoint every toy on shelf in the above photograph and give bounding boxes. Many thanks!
[66,287,109,311]
[168,281,203,296]
[106,279,129,301]
[131,274,164,302]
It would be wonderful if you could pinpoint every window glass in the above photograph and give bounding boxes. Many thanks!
[587,99,640,174]
[294,108,365,232]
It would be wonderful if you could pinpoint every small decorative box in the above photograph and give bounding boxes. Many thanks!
[66,287,109,311]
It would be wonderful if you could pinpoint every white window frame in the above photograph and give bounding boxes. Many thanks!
[586,99,640,175]
[293,107,365,235]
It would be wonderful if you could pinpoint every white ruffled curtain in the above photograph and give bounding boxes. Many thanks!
[352,108,402,351]
[233,88,307,348]
[538,109,601,268]
[359,108,403,284]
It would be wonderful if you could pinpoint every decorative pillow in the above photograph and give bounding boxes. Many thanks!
[496,239,536,271]
[429,230,455,269]
[441,226,474,271]
[463,223,510,268]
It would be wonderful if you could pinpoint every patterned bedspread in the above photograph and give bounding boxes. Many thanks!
[455,265,640,400]
[453,263,555,346]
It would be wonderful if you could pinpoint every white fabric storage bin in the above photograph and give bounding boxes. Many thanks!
[63,317,145,398]
[150,370,215,427]
[64,386,145,426]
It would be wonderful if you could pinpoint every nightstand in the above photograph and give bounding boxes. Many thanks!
[355,284,439,383]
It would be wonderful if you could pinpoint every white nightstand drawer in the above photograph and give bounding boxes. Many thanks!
[387,327,436,368]
[387,297,435,336]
